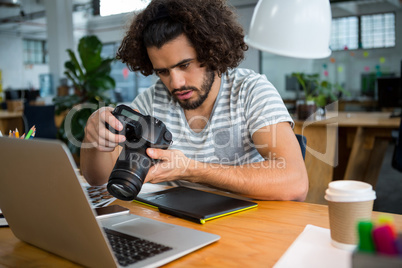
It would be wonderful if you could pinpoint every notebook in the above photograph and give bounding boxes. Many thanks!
[135,186,258,224]
[0,137,220,267]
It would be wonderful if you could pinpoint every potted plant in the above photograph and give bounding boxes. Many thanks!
[292,72,348,119]
[54,35,116,157]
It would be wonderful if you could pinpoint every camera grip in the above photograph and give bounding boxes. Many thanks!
[105,122,120,134]
[106,104,172,201]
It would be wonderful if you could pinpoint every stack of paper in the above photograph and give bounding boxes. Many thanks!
[274,225,353,268]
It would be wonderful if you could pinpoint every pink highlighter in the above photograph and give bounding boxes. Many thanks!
[372,224,398,255]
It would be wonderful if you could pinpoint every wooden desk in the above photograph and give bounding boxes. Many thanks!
[0,110,23,135]
[283,99,378,112]
[338,99,377,111]
[1,199,402,267]
[294,112,401,204]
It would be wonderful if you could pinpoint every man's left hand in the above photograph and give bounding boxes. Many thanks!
[144,148,195,183]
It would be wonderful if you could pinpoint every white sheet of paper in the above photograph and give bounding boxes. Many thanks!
[274,224,353,268]
[139,183,167,194]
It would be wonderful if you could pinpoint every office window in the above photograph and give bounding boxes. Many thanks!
[23,39,48,64]
[330,16,359,51]
[102,43,154,103]
[330,12,395,51]
[361,13,395,49]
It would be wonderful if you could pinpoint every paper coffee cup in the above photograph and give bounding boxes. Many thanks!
[325,180,376,250]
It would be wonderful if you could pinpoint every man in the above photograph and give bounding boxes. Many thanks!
[81,0,308,201]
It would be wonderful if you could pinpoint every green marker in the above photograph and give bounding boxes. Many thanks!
[25,126,34,139]
[358,221,375,252]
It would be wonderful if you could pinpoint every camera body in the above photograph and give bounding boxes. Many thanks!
[105,105,172,201]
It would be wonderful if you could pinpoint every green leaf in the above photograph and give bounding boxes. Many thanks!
[78,36,103,73]
[60,35,116,157]
[292,72,350,107]
[314,95,327,108]
[64,71,81,91]
[67,49,85,79]
[64,61,79,80]
[87,76,116,91]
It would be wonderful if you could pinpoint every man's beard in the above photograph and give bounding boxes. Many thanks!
[172,70,215,110]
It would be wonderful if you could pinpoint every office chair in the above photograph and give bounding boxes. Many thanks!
[113,90,124,103]
[296,134,307,160]
[392,116,402,172]
[23,104,58,139]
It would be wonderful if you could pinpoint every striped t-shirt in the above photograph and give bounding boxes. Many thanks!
[131,68,293,166]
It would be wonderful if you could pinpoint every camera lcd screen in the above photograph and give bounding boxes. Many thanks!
[120,109,140,122]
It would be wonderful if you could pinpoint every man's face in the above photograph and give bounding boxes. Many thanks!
[147,34,215,110]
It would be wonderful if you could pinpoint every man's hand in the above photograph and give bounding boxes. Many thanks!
[145,148,195,183]
[84,107,126,152]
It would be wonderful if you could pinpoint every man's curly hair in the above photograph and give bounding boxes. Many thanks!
[116,0,248,76]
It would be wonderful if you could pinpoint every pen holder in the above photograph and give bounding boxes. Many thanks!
[353,226,402,268]
[352,250,402,268]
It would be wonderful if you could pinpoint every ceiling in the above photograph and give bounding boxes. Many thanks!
[0,0,401,38]
[0,0,91,37]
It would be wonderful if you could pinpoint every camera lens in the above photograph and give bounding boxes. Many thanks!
[107,170,143,201]
[107,151,151,200]
[109,184,132,198]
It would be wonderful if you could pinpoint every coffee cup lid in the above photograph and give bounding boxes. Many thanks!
[324,180,376,202]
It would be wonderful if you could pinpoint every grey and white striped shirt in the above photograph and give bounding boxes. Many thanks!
[131,68,293,166]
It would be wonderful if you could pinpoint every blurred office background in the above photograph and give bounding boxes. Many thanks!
[0,0,401,212]
[0,0,400,106]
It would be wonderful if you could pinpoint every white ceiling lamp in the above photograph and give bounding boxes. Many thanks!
[100,0,151,17]
[0,0,20,7]
[245,0,332,59]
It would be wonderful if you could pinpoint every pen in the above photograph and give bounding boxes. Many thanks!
[25,125,35,139]
[30,127,36,139]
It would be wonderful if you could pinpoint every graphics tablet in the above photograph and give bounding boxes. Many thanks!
[135,186,258,224]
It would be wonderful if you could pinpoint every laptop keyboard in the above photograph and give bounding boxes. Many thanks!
[104,228,173,266]
[85,185,116,207]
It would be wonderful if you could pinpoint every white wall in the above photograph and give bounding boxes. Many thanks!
[235,5,260,72]
[0,33,49,90]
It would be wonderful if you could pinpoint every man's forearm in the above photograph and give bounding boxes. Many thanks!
[80,143,117,186]
[186,159,308,201]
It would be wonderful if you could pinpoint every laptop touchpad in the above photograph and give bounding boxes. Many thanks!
[112,218,174,237]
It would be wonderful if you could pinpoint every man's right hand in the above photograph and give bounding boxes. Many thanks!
[83,107,126,152]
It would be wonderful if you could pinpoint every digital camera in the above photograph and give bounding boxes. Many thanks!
[105,105,172,201]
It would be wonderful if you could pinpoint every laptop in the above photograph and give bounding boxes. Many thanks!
[0,138,220,267]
